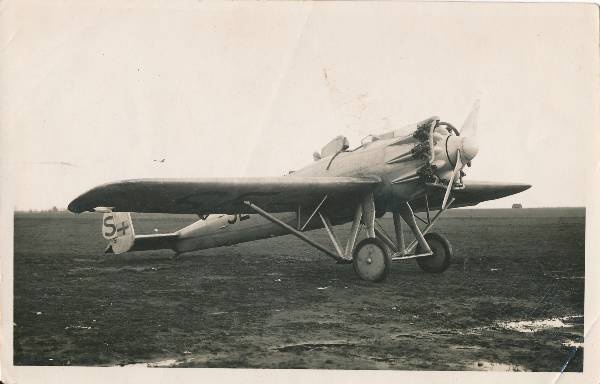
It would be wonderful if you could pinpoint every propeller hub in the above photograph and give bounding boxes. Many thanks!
[460,136,479,163]
[445,135,462,166]
[434,100,480,209]
[443,135,479,166]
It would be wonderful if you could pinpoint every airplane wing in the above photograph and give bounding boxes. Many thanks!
[68,176,383,214]
[412,180,531,211]
[452,181,531,206]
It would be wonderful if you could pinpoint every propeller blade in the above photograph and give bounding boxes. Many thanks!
[460,100,480,138]
[442,150,463,209]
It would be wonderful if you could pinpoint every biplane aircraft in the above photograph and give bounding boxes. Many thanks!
[68,103,530,281]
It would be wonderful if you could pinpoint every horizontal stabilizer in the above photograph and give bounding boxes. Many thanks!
[130,233,179,252]
[105,233,179,254]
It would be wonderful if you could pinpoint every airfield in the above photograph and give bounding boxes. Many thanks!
[13,207,584,371]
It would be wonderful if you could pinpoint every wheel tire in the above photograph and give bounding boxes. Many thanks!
[416,232,452,273]
[352,237,391,282]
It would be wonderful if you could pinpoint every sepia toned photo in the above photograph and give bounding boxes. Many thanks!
[1,1,598,383]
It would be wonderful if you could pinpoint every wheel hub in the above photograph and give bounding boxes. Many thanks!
[352,238,391,282]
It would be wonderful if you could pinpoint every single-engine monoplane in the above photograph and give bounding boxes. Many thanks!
[69,102,530,281]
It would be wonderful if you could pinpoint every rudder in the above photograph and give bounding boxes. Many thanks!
[102,212,135,254]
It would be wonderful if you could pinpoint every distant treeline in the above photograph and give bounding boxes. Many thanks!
[16,207,68,213]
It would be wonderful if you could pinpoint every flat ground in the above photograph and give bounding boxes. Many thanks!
[13,208,585,371]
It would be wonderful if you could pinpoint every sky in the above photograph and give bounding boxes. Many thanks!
[1,1,598,210]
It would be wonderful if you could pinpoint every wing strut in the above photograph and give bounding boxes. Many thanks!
[243,193,455,266]
[299,195,328,231]
[243,194,379,264]
[243,200,352,263]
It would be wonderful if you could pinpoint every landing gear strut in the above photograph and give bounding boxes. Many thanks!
[373,197,455,275]
[243,194,455,282]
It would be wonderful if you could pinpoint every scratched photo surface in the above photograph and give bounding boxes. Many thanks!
[2,0,598,380]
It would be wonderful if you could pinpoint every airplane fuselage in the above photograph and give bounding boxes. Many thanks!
[175,135,427,254]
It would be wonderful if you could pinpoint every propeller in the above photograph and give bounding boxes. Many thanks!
[442,150,464,208]
[440,101,480,208]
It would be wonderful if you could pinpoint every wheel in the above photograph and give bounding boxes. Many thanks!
[352,238,391,282]
[416,232,452,273]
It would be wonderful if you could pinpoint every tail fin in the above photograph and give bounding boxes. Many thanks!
[102,212,135,254]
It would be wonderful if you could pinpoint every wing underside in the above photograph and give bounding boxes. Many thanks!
[411,181,531,212]
[68,176,382,214]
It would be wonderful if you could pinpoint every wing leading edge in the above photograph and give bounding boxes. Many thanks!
[68,176,383,214]
[452,181,531,206]
[411,180,531,212]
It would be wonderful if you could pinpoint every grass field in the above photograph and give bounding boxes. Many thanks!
[13,208,585,371]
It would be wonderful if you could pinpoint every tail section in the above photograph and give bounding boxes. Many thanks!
[102,211,179,254]
[102,212,135,254]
